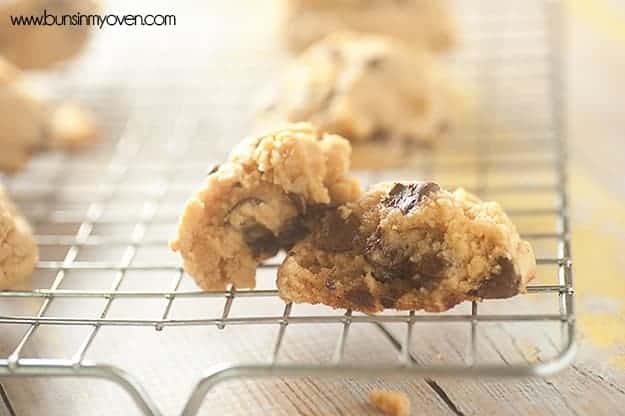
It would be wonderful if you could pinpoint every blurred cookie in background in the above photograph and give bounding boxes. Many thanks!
[0,58,47,172]
[282,0,456,53]
[47,102,99,151]
[260,32,465,169]
[0,185,38,291]
[0,58,99,173]
[0,0,99,70]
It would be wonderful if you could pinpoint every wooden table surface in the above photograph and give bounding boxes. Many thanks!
[1,0,624,415]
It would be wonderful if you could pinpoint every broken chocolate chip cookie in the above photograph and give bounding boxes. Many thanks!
[170,123,362,290]
[277,181,536,312]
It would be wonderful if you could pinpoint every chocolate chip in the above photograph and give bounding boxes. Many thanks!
[345,288,375,310]
[277,218,308,249]
[365,229,418,282]
[366,237,412,275]
[207,164,220,175]
[242,223,281,258]
[383,182,440,214]
[469,257,521,299]
[313,210,360,252]
[374,261,417,283]
[325,279,336,290]
[417,253,447,279]
[288,193,307,215]
[242,218,307,258]
[380,295,396,309]
[366,234,447,289]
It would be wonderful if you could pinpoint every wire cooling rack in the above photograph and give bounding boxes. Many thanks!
[0,1,574,415]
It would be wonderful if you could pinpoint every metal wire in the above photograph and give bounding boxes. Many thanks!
[0,1,574,415]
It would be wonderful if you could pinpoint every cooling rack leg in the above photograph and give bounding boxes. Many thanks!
[0,382,16,416]
[0,361,162,416]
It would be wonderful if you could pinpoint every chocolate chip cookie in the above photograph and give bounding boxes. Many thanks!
[0,58,46,173]
[0,186,38,290]
[0,0,98,70]
[261,32,462,167]
[170,123,362,290]
[277,182,536,312]
[0,58,100,172]
[283,0,456,53]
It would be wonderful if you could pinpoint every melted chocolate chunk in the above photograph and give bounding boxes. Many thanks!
[366,230,447,288]
[365,231,409,270]
[370,261,416,283]
[325,279,336,290]
[288,193,307,215]
[243,223,280,258]
[313,210,361,252]
[417,253,448,279]
[243,218,307,258]
[278,218,309,248]
[365,229,419,282]
[345,288,375,310]
[469,257,521,299]
[383,182,440,214]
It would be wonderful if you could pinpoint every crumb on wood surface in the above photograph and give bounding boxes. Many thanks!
[368,389,410,416]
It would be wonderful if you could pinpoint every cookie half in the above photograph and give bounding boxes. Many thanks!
[170,123,362,290]
[277,181,536,312]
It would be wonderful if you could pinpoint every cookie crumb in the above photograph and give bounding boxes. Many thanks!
[369,389,410,416]
[48,103,99,151]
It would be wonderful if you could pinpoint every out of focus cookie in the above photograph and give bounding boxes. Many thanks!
[0,186,38,290]
[0,58,99,172]
[0,0,98,69]
[283,0,456,53]
[261,32,462,168]
[47,102,99,151]
[0,58,46,172]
